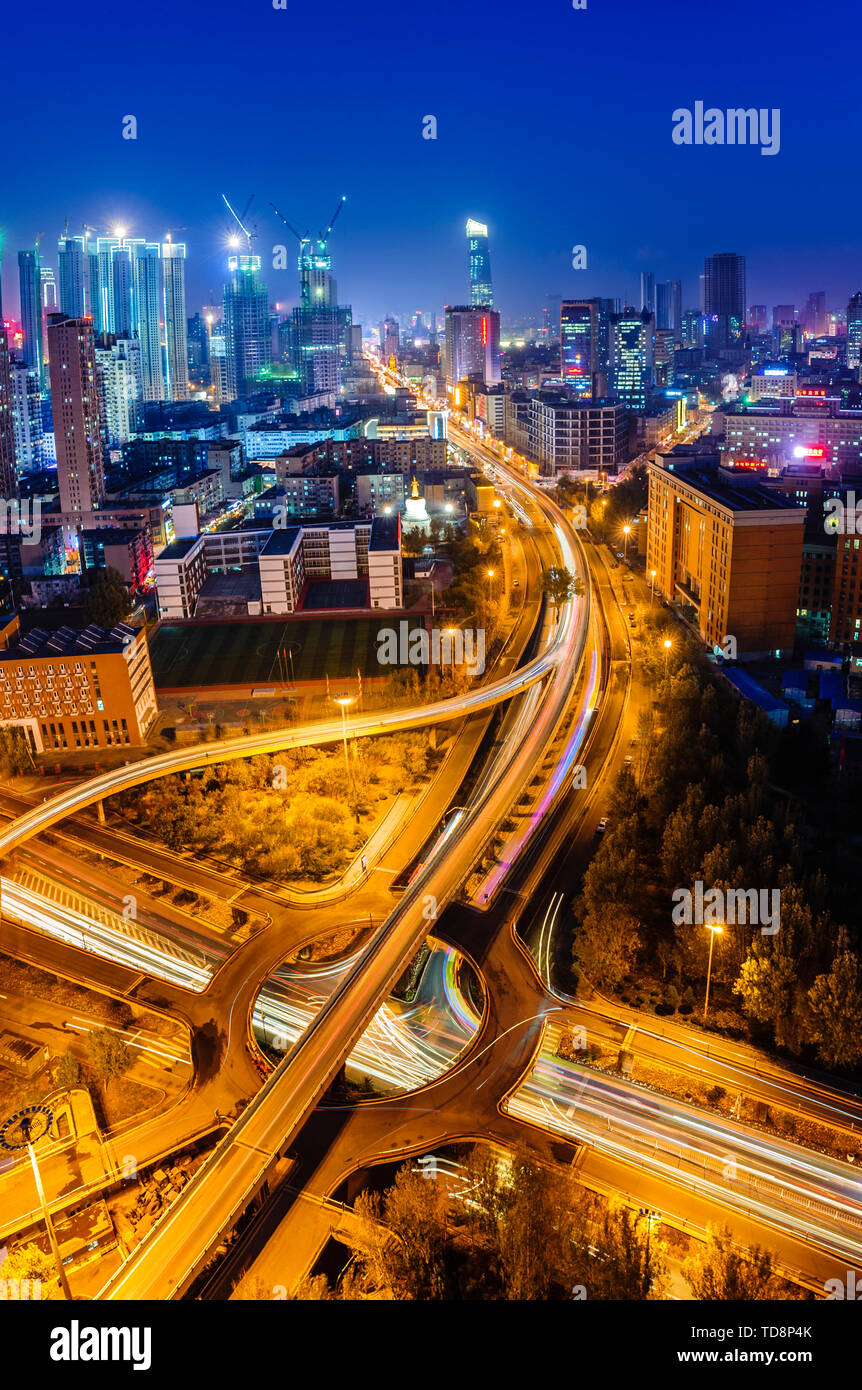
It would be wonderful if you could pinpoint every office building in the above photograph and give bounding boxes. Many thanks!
[640,272,655,316]
[466,219,493,307]
[160,241,190,402]
[0,328,17,498]
[610,307,654,409]
[224,254,271,398]
[847,292,862,371]
[703,252,746,350]
[804,292,827,338]
[655,280,682,336]
[0,620,157,754]
[647,449,804,657]
[531,398,629,477]
[129,241,165,402]
[749,305,768,336]
[17,250,42,378]
[560,300,604,399]
[443,305,501,389]
[57,236,87,318]
[47,313,105,516]
[382,316,399,359]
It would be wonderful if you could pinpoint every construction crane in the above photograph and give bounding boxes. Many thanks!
[163,226,187,245]
[319,195,346,243]
[221,194,257,253]
[269,203,308,244]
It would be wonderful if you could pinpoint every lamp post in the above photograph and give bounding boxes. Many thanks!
[703,924,723,1021]
[663,637,672,676]
[486,568,495,604]
[623,523,631,561]
[650,569,657,607]
[446,627,458,676]
[335,696,356,816]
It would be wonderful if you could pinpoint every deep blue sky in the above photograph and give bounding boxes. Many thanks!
[2,0,859,328]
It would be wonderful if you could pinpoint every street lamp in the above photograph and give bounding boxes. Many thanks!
[335,696,355,813]
[650,569,657,607]
[703,924,723,1021]
[446,627,458,676]
[486,568,495,603]
[623,523,632,561]
[663,637,672,675]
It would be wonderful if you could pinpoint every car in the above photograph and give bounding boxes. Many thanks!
[615,551,625,559]
[513,576,520,587]
[596,817,609,835]
[623,754,633,765]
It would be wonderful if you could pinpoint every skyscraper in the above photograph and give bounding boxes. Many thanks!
[224,255,271,398]
[0,327,18,498]
[17,249,42,377]
[10,361,43,473]
[130,241,165,402]
[47,313,105,516]
[443,306,501,389]
[804,291,827,338]
[161,241,190,402]
[610,307,654,409]
[703,252,746,350]
[748,305,768,336]
[95,336,142,446]
[847,293,862,371]
[655,280,682,336]
[561,300,600,399]
[640,272,656,316]
[58,235,87,318]
[466,219,493,308]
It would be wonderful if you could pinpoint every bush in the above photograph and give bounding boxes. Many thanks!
[664,984,680,1012]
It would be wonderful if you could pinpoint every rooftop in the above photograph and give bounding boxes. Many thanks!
[0,621,140,662]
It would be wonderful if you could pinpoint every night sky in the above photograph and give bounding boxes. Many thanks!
[2,0,859,327]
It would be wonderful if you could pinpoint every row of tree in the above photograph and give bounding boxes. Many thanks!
[235,1150,798,1301]
[573,619,862,1070]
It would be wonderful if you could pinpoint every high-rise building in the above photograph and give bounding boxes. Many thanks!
[640,272,655,316]
[0,328,18,498]
[89,237,120,335]
[681,310,703,348]
[95,337,142,446]
[748,304,768,336]
[58,236,87,318]
[561,300,600,399]
[655,280,682,336]
[17,249,42,377]
[9,361,43,473]
[382,316,399,359]
[129,241,164,402]
[224,255,271,398]
[443,305,501,389]
[161,241,190,402]
[610,307,654,409]
[110,242,134,337]
[703,252,746,351]
[47,313,105,516]
[846,293,862,370]
[804,291,827,338]
[466,219,493,308]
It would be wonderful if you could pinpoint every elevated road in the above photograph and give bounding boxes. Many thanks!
[95,456,595,1298]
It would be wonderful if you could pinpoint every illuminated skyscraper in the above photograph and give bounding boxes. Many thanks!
[560,301,598,398]
[17,249,42,377]
[129,241,165,402]
[443,305,500,389]
[846,293,862,371]
[640,272,655,316]
[47,313,105,515]
[10,361,44,472]
[58,235,87,318]
[161,241,190,402]
[224,255,271,398]
[703,252,746,351]
[610,307,654,409]
[655,280,682,336]
[0,327,17,498]
[466,219,493,308]
[95,336,142,446]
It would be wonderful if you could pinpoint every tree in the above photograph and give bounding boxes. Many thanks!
[807,947,862,1070]
[540,566,584,617]
[0,725,34,776]
[575,904,641,990]
[86,1027,131,1089]
[572,1200,668,1300]
[683,1225,778,1300]
[0,1243,58,1294]
[350,1164,453,1299]
[84,566,133,628]
[54,1051,81,1089]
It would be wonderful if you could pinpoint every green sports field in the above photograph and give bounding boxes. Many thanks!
[149,618,422,688]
